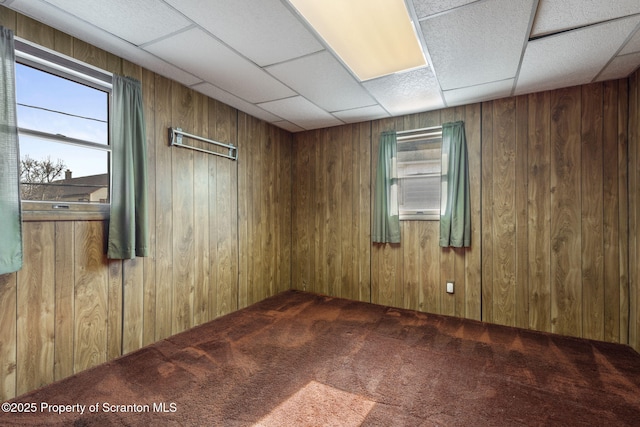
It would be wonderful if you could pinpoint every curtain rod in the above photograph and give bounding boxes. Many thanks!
[396,125,442,135]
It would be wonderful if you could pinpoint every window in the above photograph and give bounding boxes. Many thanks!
[396,127,444,220]
[14,39,112,216]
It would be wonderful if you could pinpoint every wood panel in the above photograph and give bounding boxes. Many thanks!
[527,91,552,332]
[141,67,157,347]
[481,82,629,342]
[212,99,239,317]
[617,78,629,346]
[515,95,529,329]
[193,91,210,327]
[340,125,355,301]
[154,74,174,341]
[490,98,517,327]
[292,130,313,292]
[73,221,109,373]
[54,222,74,380]
[481,101,495,323]
[16,222,55,395]
[581,83,604,341]
[601,81,618,342]
[630,70,639,352]
[171,84,195,335]
[356,122,373,303]
[0,272,16,402]
[549,86,582,337]
[237,113,291,309]
[107,259,123,361]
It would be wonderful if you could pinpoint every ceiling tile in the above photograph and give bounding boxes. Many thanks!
[144,28,296,103]
[191,82,282,124]
[420,0,536,91]
[266,51,376,112]
[596,52,640,82]
[272,120,305,133]
[531,0,640,38]
[411,0,477,20]
[42,0,191,46]
[164,0,323,67]
[443,79,514,106]
[516,15,640,95]
[362,67,444,116]
[332,105,390,124]
[620,28,640,55]
[258,97,343,130]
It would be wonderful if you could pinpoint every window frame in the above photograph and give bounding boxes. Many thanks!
[14,38,113,221]
[396,127,444,221]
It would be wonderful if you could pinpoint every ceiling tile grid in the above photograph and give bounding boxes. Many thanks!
[4,0,640,132]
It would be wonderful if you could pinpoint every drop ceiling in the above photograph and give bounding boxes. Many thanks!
[3,0,640,133]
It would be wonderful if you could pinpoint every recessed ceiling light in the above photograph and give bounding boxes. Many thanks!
[288,0,426,81]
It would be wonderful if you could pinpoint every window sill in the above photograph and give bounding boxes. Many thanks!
[399,212,440,221]
[21,202,110,222]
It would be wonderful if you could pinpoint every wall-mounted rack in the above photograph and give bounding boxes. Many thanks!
[169,127,237,161]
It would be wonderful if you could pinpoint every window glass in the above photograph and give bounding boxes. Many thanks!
[20,136,109,202]
[15,45,111,209]
[397,132,443,220]
[16,63,108,144]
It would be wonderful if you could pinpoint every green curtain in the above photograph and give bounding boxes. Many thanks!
[372,131,400,243]
[107,75,149,259]
[0,26,23,275]
[440,121,470,247]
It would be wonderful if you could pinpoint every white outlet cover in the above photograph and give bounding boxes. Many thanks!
[446,282,454,294]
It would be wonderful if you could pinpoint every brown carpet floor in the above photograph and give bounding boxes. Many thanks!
[2,290,640,426]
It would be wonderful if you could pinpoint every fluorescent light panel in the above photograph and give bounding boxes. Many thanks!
[288,0,426,81]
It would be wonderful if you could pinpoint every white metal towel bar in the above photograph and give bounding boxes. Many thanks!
[169,127,237,161]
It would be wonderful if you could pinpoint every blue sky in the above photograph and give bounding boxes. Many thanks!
[16,63,109,179]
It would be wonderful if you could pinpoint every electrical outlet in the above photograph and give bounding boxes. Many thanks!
[446,281,454,294]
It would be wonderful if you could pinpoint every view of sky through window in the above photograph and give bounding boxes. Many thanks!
[16,63,109,179]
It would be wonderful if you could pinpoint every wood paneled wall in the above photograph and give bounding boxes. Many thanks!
[292,83,630,344]
[291,123,372,302]
[630,68,640,353]
[0,9,291,400]
[482,84,629,341]
[292,104,483,320]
